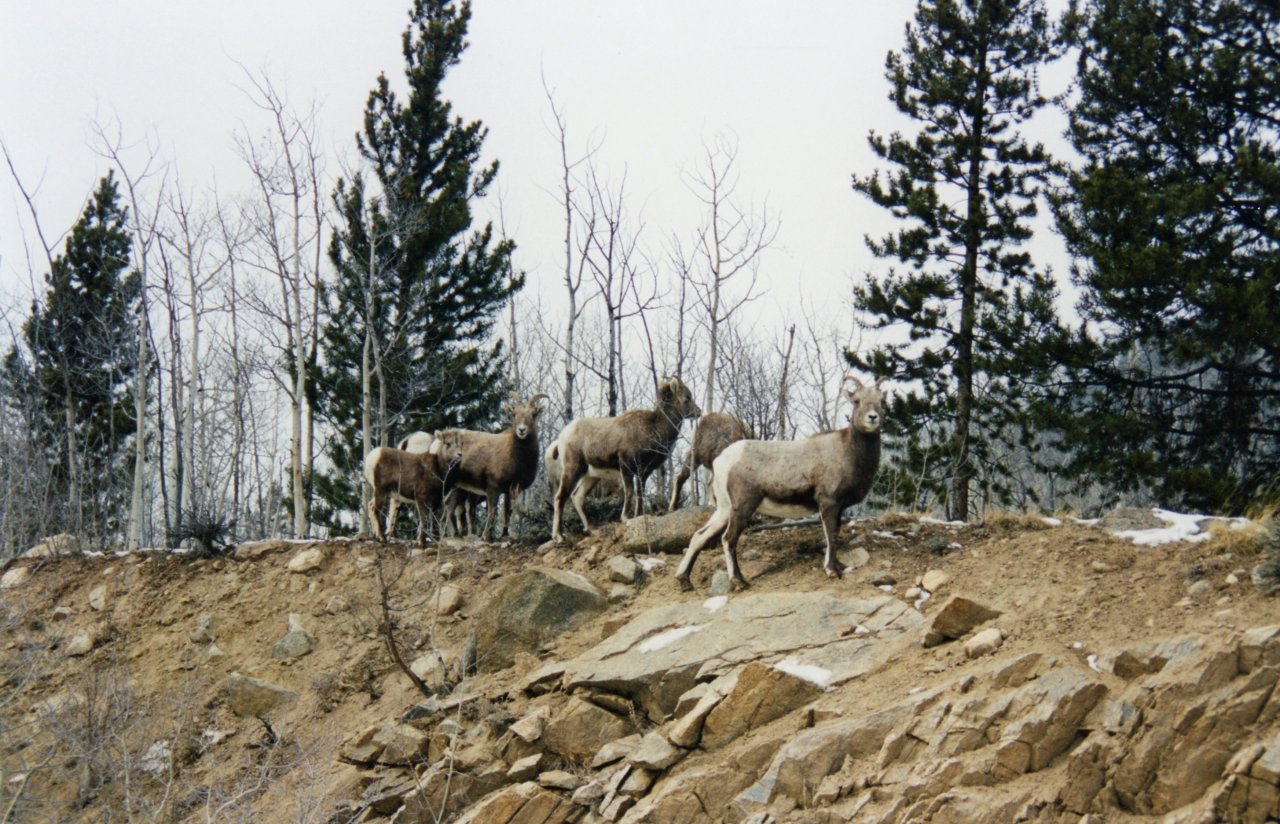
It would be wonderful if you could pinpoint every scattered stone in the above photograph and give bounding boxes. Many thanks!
[583,545,602,565]
[608,554,641,584]
[709,570,733,595]
[629,730,686,771]
[1226,572,1240,586]
[905,586,922,600]
[286,546,324,573]
[189,613,216,644]
[599,793,635,821]
[325,595,349,614]
[1,567,31,589]
[620,767,655,796]
[1091,560,1115,573]
[592,734,642,768]
[572,780,607,807]
[272,627,313,661]
[509,708,548,743]
[542,698,635,763]
[506,753,547,782]
[435,584,465,616]
[51,606,73,621]
[837,546,871,571]
[538,770,580,791]
[923,595,1003,647]
[410,652,446,684]
[609,584,635,603]
[965,627,1004,659]
[1187,579,1211,597]
[701,662,824,751]
[88,585,108,612]
[869,571,897,587]
[66,631,96,657]
[224,672,298,717]
[920,569,951,593]
[371,723,431,765]
[439,561,457,579]
[207,644,225,659]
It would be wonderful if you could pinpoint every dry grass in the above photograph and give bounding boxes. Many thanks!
[980,510,1054,533]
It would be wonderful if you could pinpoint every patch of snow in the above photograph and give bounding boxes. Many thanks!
[919,517,964,527]
[637,557,666,572]
[1086,654,1101,673]
[1114,509,1213,546]
[638,625,705,653]
[1070,641,1084,650]
[1073,517,1100,526]
[872,530,900,540]
[914,591,931,610]
[1042,517,1063,527]
[947,542,962,550]
[702,596,728,613]
[774,656,834,688]
[853,624,870,636]
[877,584,894,593]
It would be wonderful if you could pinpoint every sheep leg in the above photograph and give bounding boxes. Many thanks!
[668,453,694,512]
[501,485,514,538]
[570,476,595,532]
[387,497,401,536]
[819,501,843,578]
[721,495,759,590]
[414,498,430,547]
[480,488,498,543]
[369,493,387,542]
[675,506,730,591]
[552,450,587,542]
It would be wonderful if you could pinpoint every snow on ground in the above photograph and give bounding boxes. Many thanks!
[637,557,666,572]
[1043,517,1064,527]
[774,656,834,688]
[1112,508,1250,547]
[638,624,705,653]
[702,596,728,613]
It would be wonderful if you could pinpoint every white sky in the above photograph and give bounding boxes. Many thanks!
[0,0,1073,340]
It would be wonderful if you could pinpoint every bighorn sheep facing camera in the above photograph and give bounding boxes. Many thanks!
[675,374,885,590]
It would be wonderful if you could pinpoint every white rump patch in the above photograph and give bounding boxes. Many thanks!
[638,624,704,653]
[702,596,728,612]
[637,557,666,572]
[774,656,833,688]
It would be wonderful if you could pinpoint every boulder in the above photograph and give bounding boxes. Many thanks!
[1097,506,1166,532]
[286,546,324,573]
[923,595,1002,647]
[620,507,713,554]
[272,629,313,661]
[700,661,824,750]
[224,672,298,717]
[0,567,31,589]
[471,567,606,672]
[628,730,686,770]
[558,592,921,721]
[452,781,580,824]
[542,697,635,764]
[88,585,108,612]
[837,545,871,571]
[434,584,465,616]
[506,753,548,782]
[592,733,643,768]
[965,627,1004,659]
[920,569,951,593]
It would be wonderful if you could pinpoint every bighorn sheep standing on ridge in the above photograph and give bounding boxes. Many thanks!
[550,377,701,542]
[667,411,754,512]
[675,375,885,591]
[364,430,465,546]
[437,394,550,541]
[392,431,475,536]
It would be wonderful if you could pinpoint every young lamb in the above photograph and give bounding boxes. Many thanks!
[391,431,477,536]
[550,377,701,542]
[667,411,754,512]
[364,430,464,546]
[674,375,885,591]
[438,393,550,541]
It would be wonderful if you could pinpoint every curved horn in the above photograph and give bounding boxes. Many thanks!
[842,372,865,392]
[529,392,550,406]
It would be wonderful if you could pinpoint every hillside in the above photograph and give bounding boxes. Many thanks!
[3,508,1280,823]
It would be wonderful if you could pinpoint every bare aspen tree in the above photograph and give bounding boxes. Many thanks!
[541,81,595,424]
[776,323,797,439]
[90,121,167,549]
[234,66,325,539]
[685,135,778,413]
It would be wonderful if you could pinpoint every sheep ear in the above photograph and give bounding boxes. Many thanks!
[659,381,672,399]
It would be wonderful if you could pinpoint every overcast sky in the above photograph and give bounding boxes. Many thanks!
[0,1,1073,338]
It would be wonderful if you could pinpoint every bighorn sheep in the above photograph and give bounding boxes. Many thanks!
[667,411,754,512]
[550,377,701,542]
[364,430,464,546]
[437,394,550,541]
[391,431,475,536]
[675,375,885,590]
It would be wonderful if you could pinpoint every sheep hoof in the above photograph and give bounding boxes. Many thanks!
[676,576,694,593]
[825,565,842,580]
[730,576,751,592]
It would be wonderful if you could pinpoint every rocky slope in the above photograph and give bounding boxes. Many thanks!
[2,508,1278,822]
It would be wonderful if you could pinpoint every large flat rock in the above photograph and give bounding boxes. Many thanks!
[552,591,922,721]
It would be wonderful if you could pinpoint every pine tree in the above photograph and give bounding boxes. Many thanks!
[850,0,1066,520]
[315,0,521,531]
[1053,0,1280,513]
[6,172,141,540]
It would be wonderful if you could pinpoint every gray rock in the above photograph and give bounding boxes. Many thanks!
[506,753,547,782]
[608,554,641,584]
[1097,506,1166,532]
[189,613,216,644]
[837,546,871,571]
[66,631,96,657]
[923,595,1003,647]
[538,770,581,790]
[471,567,606,672]
[286,546,324,573]
[434,584,465,615]
[709,570,733,595]
[609,584,636,603]
[964,627,1004,659]
[620,507,713,554]
[629,730,686,770]
[224,672,298,717]
[88,585,107,612]
[592,733,643,768]
[0,567,31,589]
[559,592,922,722]
[271,630,313,661]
